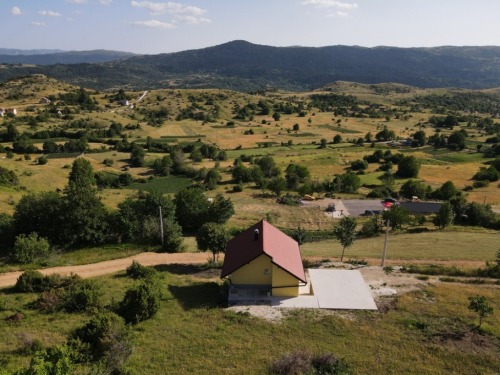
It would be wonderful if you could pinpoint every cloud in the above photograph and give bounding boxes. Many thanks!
[12,6,22,16]
[66,0,88,3]
[326,11,349,17]
[100,0,113,4]
[131,1,207,16]
[39,10,62,17]
[173,15,211,24]
[30,22,47,26]
[301,0,358,9]
[129,19,177,29]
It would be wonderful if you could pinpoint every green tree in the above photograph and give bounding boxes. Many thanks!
[152,155,173,176]
[11,232,50,264]
[285,164,311,190]
[174,188,211,231]
[14,345,74,375]
[413,130,426,147]
[336,173,361,193]
[38,155,48,165]
[268,177,287,197]
[62,158,108,246]
[448,131,466,150]
[209,193,235,225]
[468,295,494,328]
[397,156,421,178]
[293,124,300,131]
[399,179,429,200]
[333,217,357,262]
[204,168,221,190]
[320,138,327,148]
[382,205,410,230]
[118,280,162,324]
[433,202,454,229]
[333,134,342,144]
[291,224,308,246]
[432,180,459,201]
[196,222,230,262]
[272,112,281,121]
[232,164,252,184]
[130,145,146,167]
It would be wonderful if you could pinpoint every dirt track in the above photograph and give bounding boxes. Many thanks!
[0,252,210,288]
[0,253,487,289]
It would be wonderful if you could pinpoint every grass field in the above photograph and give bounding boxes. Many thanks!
[300,230,500,261]
[125,175,192,194]
[0,269,498,374]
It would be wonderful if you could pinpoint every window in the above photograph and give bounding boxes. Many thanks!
[263,269,270,275]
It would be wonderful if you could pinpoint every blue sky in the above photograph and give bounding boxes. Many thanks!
[3,0,500,54]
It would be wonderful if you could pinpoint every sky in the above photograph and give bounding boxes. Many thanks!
[3,0,500,55]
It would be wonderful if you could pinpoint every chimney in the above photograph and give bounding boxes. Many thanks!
[254,229,259,241]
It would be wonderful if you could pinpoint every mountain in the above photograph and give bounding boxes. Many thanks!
[1,41,500,91]
[0,48,65,55]
[0,49,136,65]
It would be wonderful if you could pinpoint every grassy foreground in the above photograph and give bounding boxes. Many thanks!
[0,268,499,374]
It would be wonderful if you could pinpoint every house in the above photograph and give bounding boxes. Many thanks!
[221,220,307,297]
[118,100,129,106]
[7,108,17,115]
[400,201,442,214]
[39,97,50,104]
[0,108,4,117]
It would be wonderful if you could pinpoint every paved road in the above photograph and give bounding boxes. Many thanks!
[342,199,385,217]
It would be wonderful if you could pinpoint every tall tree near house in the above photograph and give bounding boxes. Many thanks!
[333,216,357,262]
[196,222,230,262]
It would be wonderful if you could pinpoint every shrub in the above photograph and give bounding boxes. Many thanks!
[60,278,102,313]
[103,158,114,167]
[232,184,243,192]
[16,270,45,293]
[126,261,158,280]
[118,281,162,324]
[70,312,131,365]
[11,232,50,264]
[0,293,6,311]
[268,351,351,375]
[38,155,49,165]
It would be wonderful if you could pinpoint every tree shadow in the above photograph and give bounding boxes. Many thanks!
[168,282,227,310]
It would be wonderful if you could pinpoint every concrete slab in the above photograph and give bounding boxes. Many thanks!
[308,269,378,310]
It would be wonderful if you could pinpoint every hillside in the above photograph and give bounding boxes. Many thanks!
[0,49,136,65]
[1,41,500,91]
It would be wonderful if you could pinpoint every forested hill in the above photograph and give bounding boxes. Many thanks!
[0,49,136,65]
[1,41,500,91]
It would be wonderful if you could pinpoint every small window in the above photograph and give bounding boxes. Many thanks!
[263,269,270,275]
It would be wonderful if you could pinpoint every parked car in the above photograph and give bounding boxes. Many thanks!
[372,210,382,215]
[302,195,315,201]
[364,210,375,216]
[383,197,397,204]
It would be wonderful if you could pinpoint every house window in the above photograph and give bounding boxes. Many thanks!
[263,269,270,275]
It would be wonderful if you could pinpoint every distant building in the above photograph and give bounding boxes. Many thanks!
[7,108,17,115]
[39,97,50,104]
[400,201,442,214]
[118,100,129,106]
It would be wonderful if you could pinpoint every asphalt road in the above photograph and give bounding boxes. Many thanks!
[342,199,385,217]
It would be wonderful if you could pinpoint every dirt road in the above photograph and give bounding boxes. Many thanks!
[0,252,210,288]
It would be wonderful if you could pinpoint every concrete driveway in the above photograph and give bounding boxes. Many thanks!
[342,199,385,217]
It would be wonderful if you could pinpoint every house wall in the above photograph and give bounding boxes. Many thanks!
[230,254,272,285]
[271,264,300,297]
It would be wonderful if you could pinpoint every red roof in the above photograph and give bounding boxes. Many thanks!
[221,220,306,283]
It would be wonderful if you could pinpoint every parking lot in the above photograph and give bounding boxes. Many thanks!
[342,199,385,217]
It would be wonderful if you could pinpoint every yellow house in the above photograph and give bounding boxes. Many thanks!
[221,220,307,297]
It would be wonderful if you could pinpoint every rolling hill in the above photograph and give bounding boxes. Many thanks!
[0,49,136,65]
[1,41,500,91]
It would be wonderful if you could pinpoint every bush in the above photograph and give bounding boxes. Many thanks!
[232,184,243,192]
[118,281,162,324]
[16,270,45,293]
[38,155,49,165]
[103,158,114,167]
[70,312,131,365]
[268,351,351,375]
[11,232,50,264]
[358,217,381,238]
[60,278,102,313]
[126,261,158,280]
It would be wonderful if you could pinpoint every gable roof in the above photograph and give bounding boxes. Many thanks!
[221,220,306,283]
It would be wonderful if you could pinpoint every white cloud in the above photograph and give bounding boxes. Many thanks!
[39,10,62,17]
[66,0,88,3]
[301,0,358,9]
[327,11,349,17]
[131,1,207,16]
[173,15,211,24]
[100,0,113,4]
[30,22,46,26]
[129,19,177,29]
[12,7,22,16]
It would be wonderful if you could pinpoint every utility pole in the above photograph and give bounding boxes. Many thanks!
[381,220,390,267]
[158,206,164,248]
[483,195,487,206]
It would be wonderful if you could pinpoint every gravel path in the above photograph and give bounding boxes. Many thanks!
[0,252,209,288]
